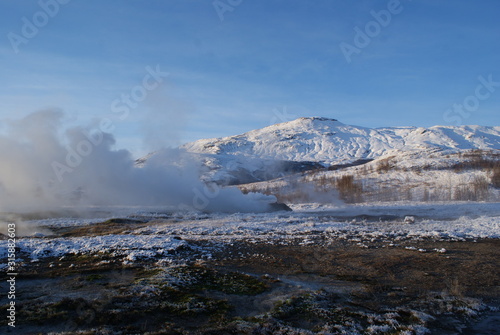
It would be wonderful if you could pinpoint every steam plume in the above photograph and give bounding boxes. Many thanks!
[0,110,276,214]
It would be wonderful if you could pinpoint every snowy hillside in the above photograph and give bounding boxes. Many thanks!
[182,117,500,164]
[241,149,500,204]
[176,117,500,185]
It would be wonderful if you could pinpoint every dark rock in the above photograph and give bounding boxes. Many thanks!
[269,202,293,212]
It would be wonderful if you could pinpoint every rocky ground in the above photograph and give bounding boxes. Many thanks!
[1,229,499,334]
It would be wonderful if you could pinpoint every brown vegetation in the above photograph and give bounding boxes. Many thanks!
[239,150,499,204]
[491,166,500,188]
[335,174,363,203]
[376,157,394,173]
[453,176,490,201]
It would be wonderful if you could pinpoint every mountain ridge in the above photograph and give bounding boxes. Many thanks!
[155,117,498,186]
[181,117,500,166]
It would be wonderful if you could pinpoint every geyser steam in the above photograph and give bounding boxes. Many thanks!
[0,110,276,213]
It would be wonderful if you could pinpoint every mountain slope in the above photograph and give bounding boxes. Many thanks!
[182,117,500,166]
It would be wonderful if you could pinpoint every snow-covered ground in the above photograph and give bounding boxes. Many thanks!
[1,201,499,267]
[9,234,188,263]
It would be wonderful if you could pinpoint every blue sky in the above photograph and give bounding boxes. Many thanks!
[1,0,499,157]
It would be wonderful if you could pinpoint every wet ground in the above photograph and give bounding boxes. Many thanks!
[1,234,498,334]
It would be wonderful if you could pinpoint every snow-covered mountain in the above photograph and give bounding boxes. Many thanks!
[178,117,500,184]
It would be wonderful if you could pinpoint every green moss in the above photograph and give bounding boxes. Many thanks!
[167,265,267,295]
[86,274,104,281]
[272,293,316,320]
[135,267,164,279]
[15,298,84,326]
[159,285,231,316]
[99,218,145,225]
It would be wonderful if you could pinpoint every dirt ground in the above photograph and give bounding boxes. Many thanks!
[1,236,499,334]
[209,238,500,302]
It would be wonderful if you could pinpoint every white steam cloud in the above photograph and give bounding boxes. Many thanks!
[0,110,276,215]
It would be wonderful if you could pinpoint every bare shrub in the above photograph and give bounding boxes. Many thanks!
[336,175,363,203]
[376,157,393,174]
[454,176,490,201]
[315,175,330,191]
[453,150,498,172]
[274,189,311,203]
[491,166,500,188]
[422,188,430,202]
[262,180,339,204]
[404,187,413,201]
[472,175,489,200]
[453,185,474,201]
